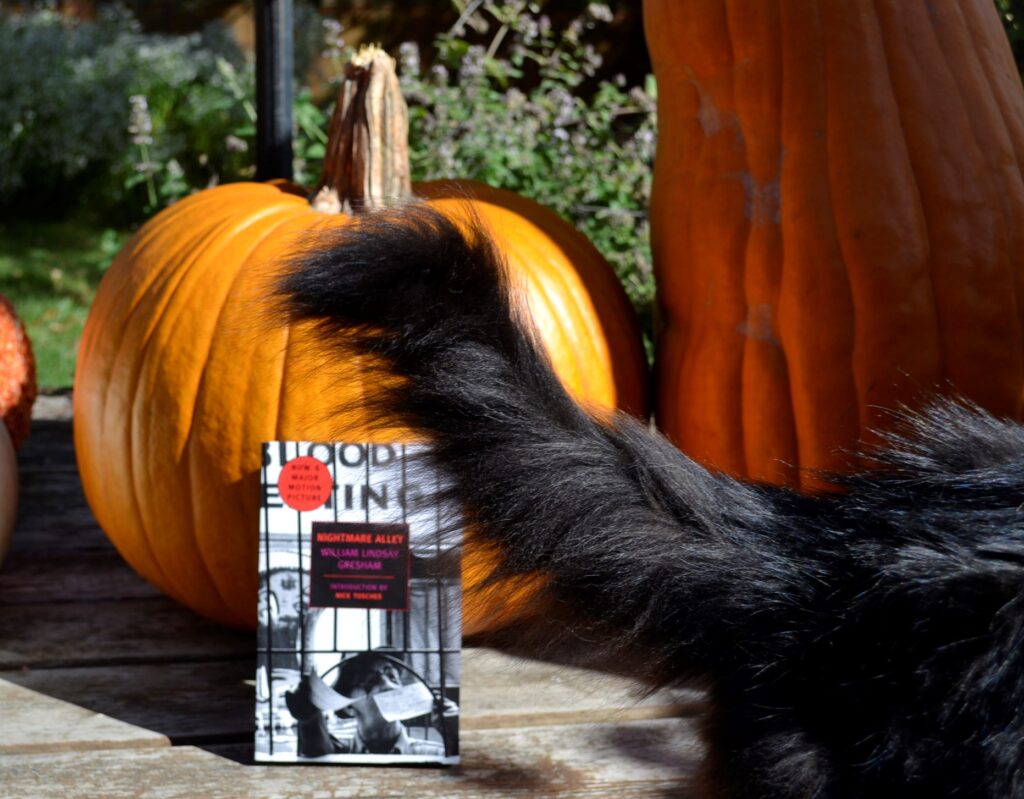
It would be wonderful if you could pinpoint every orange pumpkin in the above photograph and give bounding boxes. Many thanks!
[645,0,1024,489]
[74,47,646,629]
[0,294,37,449]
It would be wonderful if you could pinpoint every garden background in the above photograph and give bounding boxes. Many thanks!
[2,0,1021,388]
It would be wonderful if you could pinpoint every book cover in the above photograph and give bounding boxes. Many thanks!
[255,441,460,765]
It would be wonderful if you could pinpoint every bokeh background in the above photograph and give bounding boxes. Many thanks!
[1,0,1021,387]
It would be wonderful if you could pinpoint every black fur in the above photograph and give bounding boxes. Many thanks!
[281,205,1024,797]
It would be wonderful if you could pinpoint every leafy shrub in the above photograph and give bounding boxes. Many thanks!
[290,1,658,327]
[393,2,657,312]
[111,36,256,217]
[0,7,138,210]
[4,2,655,320]
[0,5,253,221]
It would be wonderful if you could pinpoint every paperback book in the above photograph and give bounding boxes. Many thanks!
[255,441,460,765]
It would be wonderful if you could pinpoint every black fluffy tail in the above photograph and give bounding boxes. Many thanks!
[282,204,1024,797]
[283,205,783,680]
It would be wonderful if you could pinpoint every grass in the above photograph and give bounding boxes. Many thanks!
[0,220,130,389]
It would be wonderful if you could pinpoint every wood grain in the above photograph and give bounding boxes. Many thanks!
[0,550,159,605]
[0,393,710,798]
[460,650,704,729]
[0,718,702,798]
[18,398,76,474]
[0,598,252,669]
[0,678,167,754]
[0,652,701,745]
[10,466,110,553]
[0,661,255,744]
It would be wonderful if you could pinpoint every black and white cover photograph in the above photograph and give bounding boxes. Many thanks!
[255,441,461,766]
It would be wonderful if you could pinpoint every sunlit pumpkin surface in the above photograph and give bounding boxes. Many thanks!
[647,0,1024,489]
[74,180,646,628]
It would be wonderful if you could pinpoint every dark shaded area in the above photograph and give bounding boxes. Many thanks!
[282,199,1024,795]
[3,407,265,750]
[3,402,702,794]
[26,0,652,90]
[11,0,1022,111]
[997,0,1024,73]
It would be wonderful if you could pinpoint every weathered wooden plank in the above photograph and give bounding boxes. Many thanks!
[0,550,159,605]
[30,394,73,422]
[19,396,76,473]
[461,650,702,729]
[10,396,107,553]
[0,652,700,745]
[0,678,167,754]
[0,598,252,669]
[16,432,77,473]
[16,433,78,473]
[1,660,255,744]
[9,468,110,553]
[0,718,703,798]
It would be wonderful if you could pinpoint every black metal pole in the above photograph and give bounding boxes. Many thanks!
[255,0,294,181]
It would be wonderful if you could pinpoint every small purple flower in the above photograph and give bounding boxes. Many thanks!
[566,18,584,43]
[431,63,450,85]
[399,42,420,78]
[520,17,539,43]
[459,45,486,82]
[225,134,248,153]
[128,95,153,147]
[321,17,345,57]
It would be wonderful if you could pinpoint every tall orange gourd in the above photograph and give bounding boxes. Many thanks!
[74,48,646,628]
[646,0,1024,488]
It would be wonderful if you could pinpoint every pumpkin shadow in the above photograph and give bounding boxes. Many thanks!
[4,408,696,797]
[4,408,258,756]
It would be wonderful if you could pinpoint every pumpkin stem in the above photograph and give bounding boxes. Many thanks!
[312,44,414,213]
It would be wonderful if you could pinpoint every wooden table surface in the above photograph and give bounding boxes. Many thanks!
[0,396,705,798]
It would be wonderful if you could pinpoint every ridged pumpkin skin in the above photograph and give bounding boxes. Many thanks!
[74,180,647,628]
[646,0,1024,487]
[0,294,37,449]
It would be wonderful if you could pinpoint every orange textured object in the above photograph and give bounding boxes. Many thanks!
[646,0,1024,489]
[73,49,647,628]
[0,295,37,449]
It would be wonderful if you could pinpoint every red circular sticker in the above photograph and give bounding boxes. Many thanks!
[278,456,333,511]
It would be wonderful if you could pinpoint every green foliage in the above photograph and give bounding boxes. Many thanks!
[292,86,330,188]
[0,7,135,209]
[0,5,254,221]
[394,2,656,313]
[111,46,257,217]
[0,222,130,387]
[5,2,656,345]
